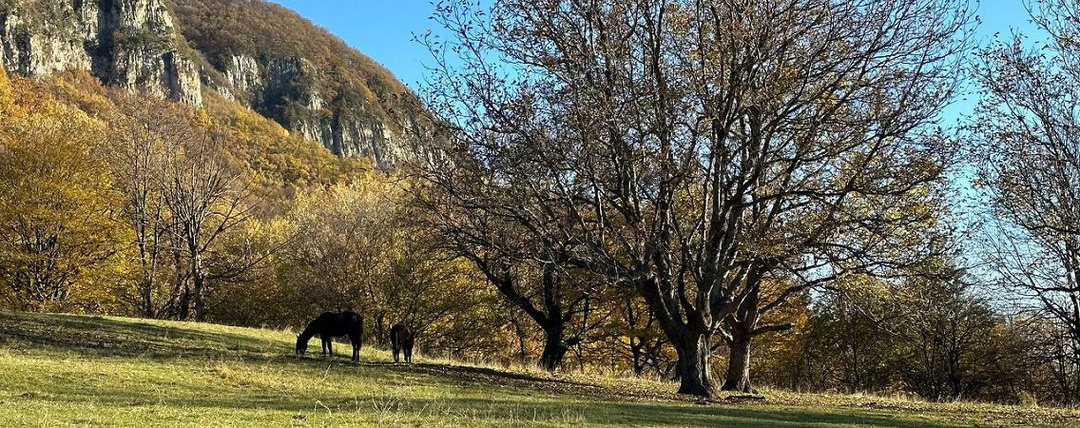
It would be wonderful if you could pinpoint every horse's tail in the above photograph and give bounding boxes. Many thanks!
[390,324,402,349]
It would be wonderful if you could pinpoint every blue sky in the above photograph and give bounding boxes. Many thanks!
[267,0,1039,94]
[267,0,441,89]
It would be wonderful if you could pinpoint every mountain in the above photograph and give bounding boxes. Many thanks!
[0,0,422,168]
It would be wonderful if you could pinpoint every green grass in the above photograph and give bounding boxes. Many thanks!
[0,312,1076,427]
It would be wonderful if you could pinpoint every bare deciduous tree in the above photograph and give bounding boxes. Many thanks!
[109,94,192,318]
[420,0,970,396]
[159,123,251,321]
[970,0,1080,403]
[411,167,600,370]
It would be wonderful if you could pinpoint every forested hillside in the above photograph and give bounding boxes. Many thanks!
[0,0,424,167]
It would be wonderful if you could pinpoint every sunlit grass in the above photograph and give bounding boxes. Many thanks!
[0,311,1076,427]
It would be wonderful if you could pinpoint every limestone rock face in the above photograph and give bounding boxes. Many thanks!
[0,1,96,76]
[214,53,410,168]
[0,0,424,169]
[97,0,202,104]
[0,0,201,104]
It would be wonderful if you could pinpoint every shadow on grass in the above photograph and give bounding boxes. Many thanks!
[593,401,961,428]
[0,311,280,359]
[8,383,965,428]
[376,362,592,387]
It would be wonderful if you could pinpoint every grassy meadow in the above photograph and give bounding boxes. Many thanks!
[0,311,1076,427]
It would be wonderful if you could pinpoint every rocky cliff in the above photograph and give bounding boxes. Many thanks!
[0,0,422,169]
[0,0,202,104]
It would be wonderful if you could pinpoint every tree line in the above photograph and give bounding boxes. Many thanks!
[4,0,1080,406]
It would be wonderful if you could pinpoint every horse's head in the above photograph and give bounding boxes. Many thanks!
[295,334,308,356]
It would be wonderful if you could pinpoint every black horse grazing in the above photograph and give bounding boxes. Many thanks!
[296,311,364,362]
[389,324,415,363]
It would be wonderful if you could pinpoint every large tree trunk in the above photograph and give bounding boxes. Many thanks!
[538,320,569,371]
[722,332,754,393]
[674,332,716,397]
[637,277,718,397]
[723,283,762,393]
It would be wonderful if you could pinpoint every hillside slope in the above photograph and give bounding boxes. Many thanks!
[1,311,1077,427]
[0,0,422,168]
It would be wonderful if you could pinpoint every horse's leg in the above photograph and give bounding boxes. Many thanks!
[350,333,360,362]
[327,339,333,357]
[406,345,412,363]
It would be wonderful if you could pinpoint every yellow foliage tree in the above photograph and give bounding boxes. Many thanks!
[0,68,12,116]
[0,87,125,312]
